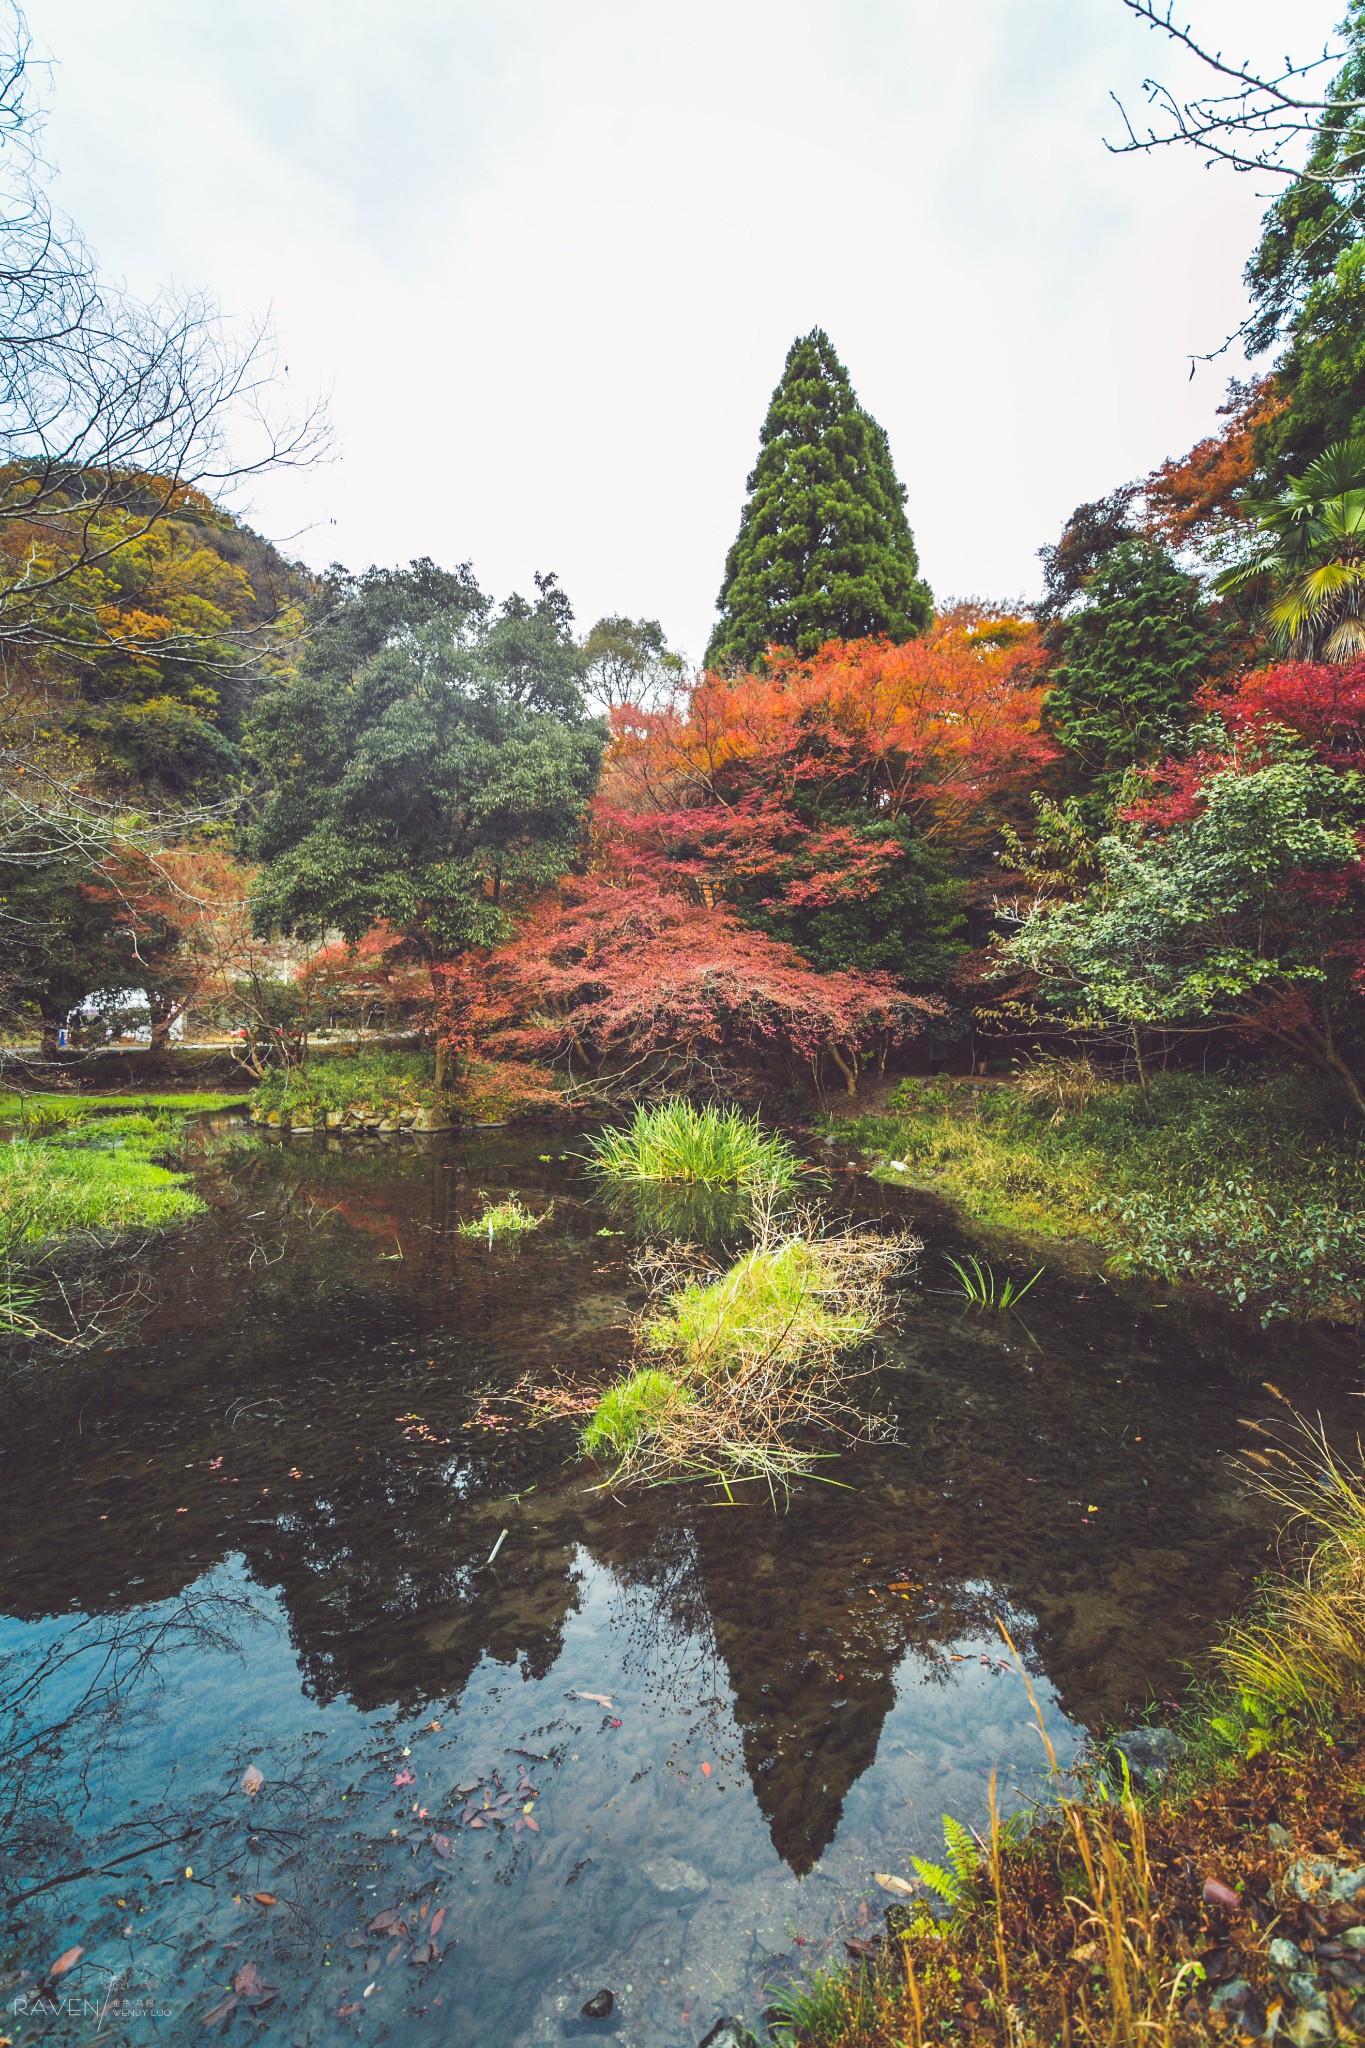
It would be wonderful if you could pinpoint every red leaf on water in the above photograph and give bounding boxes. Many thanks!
[1203,1878,1240,1911]
[201,1994,238,2028]
[393,1769,415,1788]
[252,1892,277,1907]
[232,1965,262,1999]
[387,1943,404,1965]
[367,1908,401,1934]
[701,1762,712,1778]
[49,1947,84,1979]
[240,1764,264,1797]
[430,1908,446,1939]
[335,2004,362,2019]
[468,1817,485,1829]
[523,1815,540,1832]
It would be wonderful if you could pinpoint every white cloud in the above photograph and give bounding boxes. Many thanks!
[32,0,1343,659]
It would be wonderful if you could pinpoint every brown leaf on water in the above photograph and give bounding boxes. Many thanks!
[523,1814,540,1833]
[252,1892,277,1907]
[335,2003,362,2019]
[201,1993,239,2028]
[408,1940,436,1967]
[367,1908,402,1934]
[430,1908,446,1940]
[431,1832,452,1859]
[49,1947,84,1979]
[844,1937,877,1959]
[240,1764,264,1798]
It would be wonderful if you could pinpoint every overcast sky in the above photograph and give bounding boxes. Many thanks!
[28,0,1344,661]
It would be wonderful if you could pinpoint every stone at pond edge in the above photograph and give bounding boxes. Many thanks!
[641,1858,709,1897]
[1104,1726,1186,1791]
[580,1989,614,2019]
[697,2023,759,2048]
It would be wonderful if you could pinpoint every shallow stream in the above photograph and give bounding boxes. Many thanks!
[1,1122,1359,2044]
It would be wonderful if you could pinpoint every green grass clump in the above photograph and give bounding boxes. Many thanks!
[456,1196,546,1239]
[643,1239,870,1378]
[580,1368,691,1458]
[0,1091,246,1123]
[0,1135,203,1248]
[586,1100,802,1191]
[252,1052,437,1125]
[838,1065,1365,1323]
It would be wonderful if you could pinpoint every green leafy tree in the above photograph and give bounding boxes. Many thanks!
[1217,438,1365,661]
[1005,738,1365,1114]
[248,561,604,971]
[705,328,931,669]
[1242,3,1365,475]
[1042,539,1222,793]
[582,614,686,710]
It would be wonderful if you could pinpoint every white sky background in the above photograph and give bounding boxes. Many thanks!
[28,0,1346,661]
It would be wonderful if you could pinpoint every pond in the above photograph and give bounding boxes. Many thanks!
[1,1121,1359,2045]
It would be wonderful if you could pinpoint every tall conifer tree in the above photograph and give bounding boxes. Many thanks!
[706,328,932,669]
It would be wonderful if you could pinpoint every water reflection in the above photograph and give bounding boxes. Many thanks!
[0,1125,1359,2044]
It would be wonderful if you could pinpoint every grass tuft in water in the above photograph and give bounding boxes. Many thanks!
[585,1100,802,1190]
[945,1252,1043,1312]
[583,1192,918,1495]
[456,1196,546,1240]
[580,1368,691,1458]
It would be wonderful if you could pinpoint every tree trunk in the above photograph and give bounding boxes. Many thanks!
[827,1042,858,1097]
[1130,1026,1150,1106]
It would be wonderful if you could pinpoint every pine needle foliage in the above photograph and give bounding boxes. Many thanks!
[706,328,932,669]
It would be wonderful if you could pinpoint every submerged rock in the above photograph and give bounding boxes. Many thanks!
[697,2023,758,2048]
[1105,1726,1186,1790]
[580,1989,614,2019]
[641,1857,709,1897]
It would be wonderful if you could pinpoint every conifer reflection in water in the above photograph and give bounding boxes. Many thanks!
[0,1126,1357,2045]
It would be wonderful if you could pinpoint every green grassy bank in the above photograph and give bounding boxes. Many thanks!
[1,1101,211,1337]
[831,1065,1365,1324]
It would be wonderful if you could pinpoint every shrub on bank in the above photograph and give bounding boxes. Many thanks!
[251,1052,565,1129]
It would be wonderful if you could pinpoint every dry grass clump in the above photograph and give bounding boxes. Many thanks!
[1013,1051,1118,1125]
[1219,1404,1365,1721]
[582,1189,918,1496]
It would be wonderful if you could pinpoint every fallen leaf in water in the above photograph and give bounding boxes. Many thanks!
[570,1690,614,1708]
[201,1992,238,2028]
[49,1947,84,1979]
[469,1816,486,1829]
[208,1457,223,1470]
[1203,1877,1241,1911]
[607,1718,622,1729]
[240,1764,264,1798]
[873,1872,919,1897]
[252,1893,276,1907]
[454,1780,481,1796]
[409,1941,436,1967]
[845,1937,877,1959]
[430,1908,446,1940]
[523,1814,540,1832]
[431,1833,452,1859]
[288,1467,303,1479]
[367,1908,402,1934]
[393,1768,415,1787]
[335,2004,362,2020]
[427,1721,443,1732]
[701,1762,712,1778]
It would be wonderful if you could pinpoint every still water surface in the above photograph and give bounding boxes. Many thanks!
[0,1122,1358,2044]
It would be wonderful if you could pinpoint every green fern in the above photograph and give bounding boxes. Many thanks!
[909,1813,982,1911]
